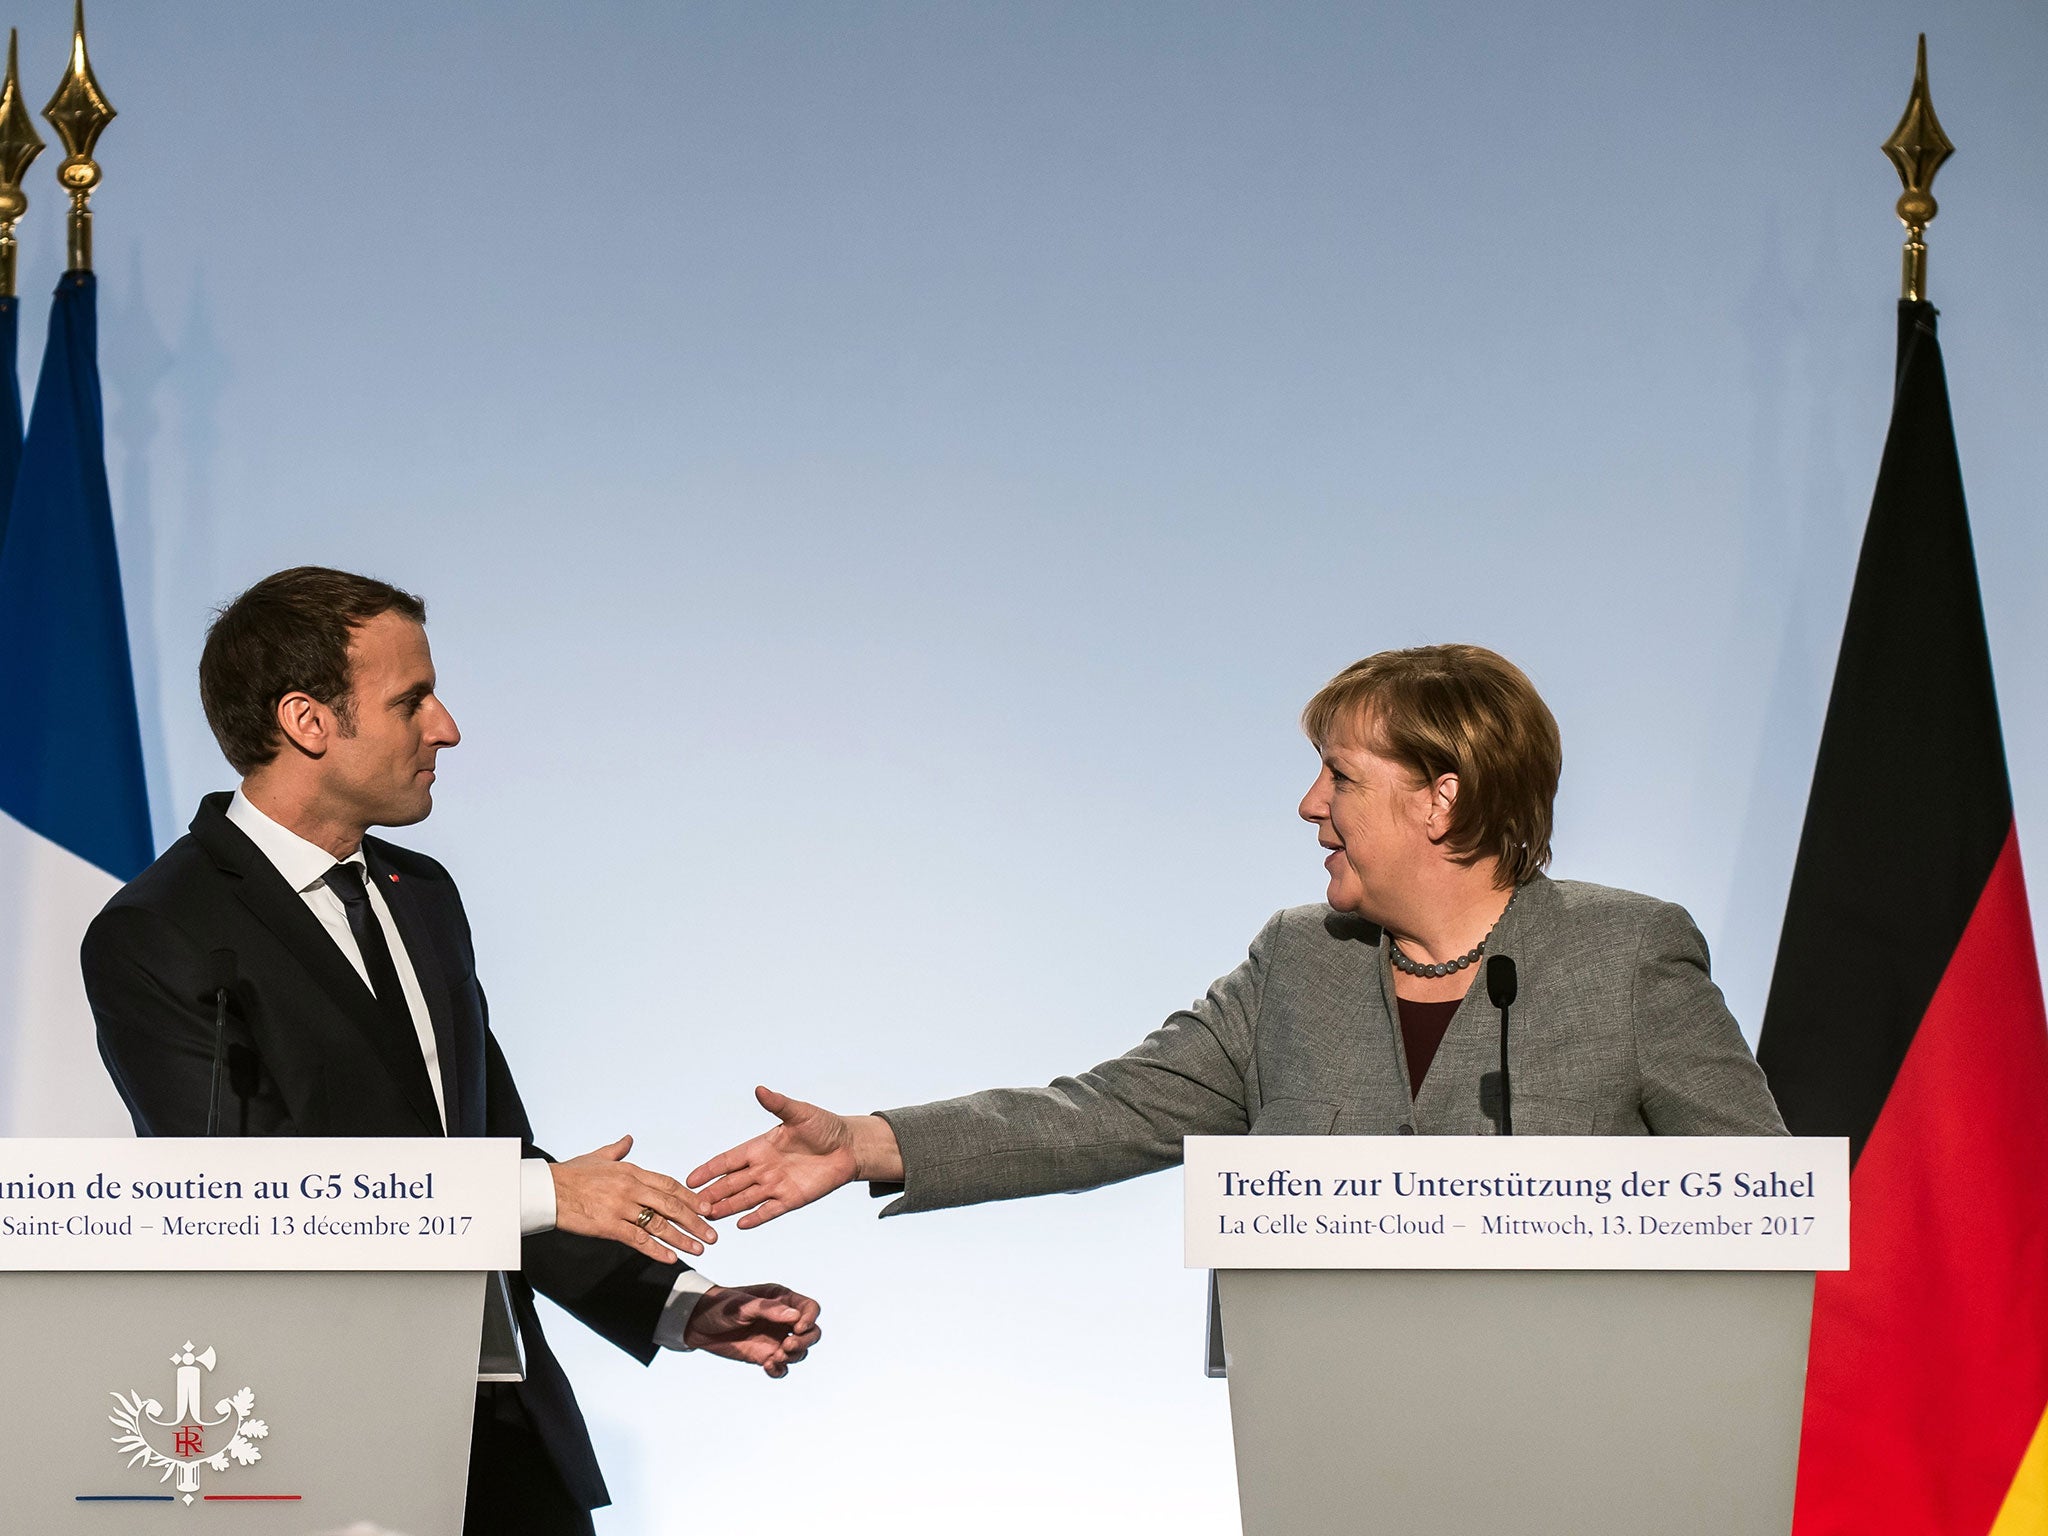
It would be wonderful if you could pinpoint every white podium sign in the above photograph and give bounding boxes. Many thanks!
[0,1137,522,1271]
[1185,1135,1848,1271]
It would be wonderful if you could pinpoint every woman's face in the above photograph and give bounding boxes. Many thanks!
[1297,730,1448,921]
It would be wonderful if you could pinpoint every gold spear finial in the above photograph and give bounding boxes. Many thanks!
[42,0,114,274]
[1881,34,1953,303]
[0,31,48,298]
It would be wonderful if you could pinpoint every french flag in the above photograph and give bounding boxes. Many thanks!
[0,270,149,1135]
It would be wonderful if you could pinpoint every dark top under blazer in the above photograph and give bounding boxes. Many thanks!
[80,792,681,1512]
[877,874,1788,1215]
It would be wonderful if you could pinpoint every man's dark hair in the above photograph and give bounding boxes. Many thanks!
[199,566,428,775]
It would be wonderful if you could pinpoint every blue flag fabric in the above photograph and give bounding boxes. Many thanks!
[0,270,151,881]
[0,294,21,545]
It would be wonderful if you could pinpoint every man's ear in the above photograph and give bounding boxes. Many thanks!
[275,692,333,759]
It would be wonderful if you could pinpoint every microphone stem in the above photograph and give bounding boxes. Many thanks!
[205,989,227,1136]
[1499,1003,1513,1137]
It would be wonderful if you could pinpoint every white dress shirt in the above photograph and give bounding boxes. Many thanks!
[226,791,712,1346]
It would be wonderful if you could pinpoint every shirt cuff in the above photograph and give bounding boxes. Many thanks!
[652,1268,719,1351]
[520,1158,559,1237]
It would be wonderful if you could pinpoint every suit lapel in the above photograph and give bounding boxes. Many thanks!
[366,849,467,1136]
[1294,914,1408,1127]
[1371,923,1415,1101]
[192,799,444,1133]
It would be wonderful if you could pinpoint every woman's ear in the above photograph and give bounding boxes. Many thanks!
[1427,772,1460,841]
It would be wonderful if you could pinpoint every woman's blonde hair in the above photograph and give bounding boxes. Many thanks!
[1301,644,1561,888]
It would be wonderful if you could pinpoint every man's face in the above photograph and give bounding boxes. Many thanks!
[1296,727,1440,921]
[320,612,460,829]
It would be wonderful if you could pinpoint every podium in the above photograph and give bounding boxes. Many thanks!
[1187,1135,1849,1536]
[0,1138,522,1535]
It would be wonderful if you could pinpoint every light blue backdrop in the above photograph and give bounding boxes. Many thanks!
[44,2,2048,1530]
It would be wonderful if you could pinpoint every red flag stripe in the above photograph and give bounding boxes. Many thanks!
[1794,827,2048,1534]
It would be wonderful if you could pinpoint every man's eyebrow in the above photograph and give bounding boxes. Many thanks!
[390,678,435,706]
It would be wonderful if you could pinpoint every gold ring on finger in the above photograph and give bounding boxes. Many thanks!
[634,1206,657,1229]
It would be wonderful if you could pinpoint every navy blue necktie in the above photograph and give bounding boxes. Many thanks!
[322,861,423,1059]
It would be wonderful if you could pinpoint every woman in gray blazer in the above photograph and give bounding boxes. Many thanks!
[690,644,1787,1226]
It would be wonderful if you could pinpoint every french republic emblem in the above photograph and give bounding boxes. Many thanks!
[108,1342,272,1503]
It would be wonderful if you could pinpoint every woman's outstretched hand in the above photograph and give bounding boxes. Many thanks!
[687,1086,905,1229]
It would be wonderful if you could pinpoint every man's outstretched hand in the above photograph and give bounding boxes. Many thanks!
[552,1134,717,1262]
[687,1087,904,1229]
[683,1283,823,1378]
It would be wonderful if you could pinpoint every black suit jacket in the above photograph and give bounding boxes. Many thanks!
[80,792,680,1511]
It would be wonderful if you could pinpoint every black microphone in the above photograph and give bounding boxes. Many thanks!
[1486,955,1518,1137]
[203,950,237,1137]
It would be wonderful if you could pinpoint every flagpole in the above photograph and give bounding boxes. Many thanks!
[1882,34,1953,303]
[41,0,113,274]
[0,31,46,298]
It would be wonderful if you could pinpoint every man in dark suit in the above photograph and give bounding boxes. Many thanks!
[81,566,822,1536]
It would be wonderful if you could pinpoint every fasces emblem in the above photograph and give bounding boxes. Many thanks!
[108,1342,272,1504]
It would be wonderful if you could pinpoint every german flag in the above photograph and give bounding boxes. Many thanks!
[1757,299,2048,1532]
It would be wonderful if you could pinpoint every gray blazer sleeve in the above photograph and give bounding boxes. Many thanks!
[873,914,1278,1215]
[1632,903,1787,1136]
